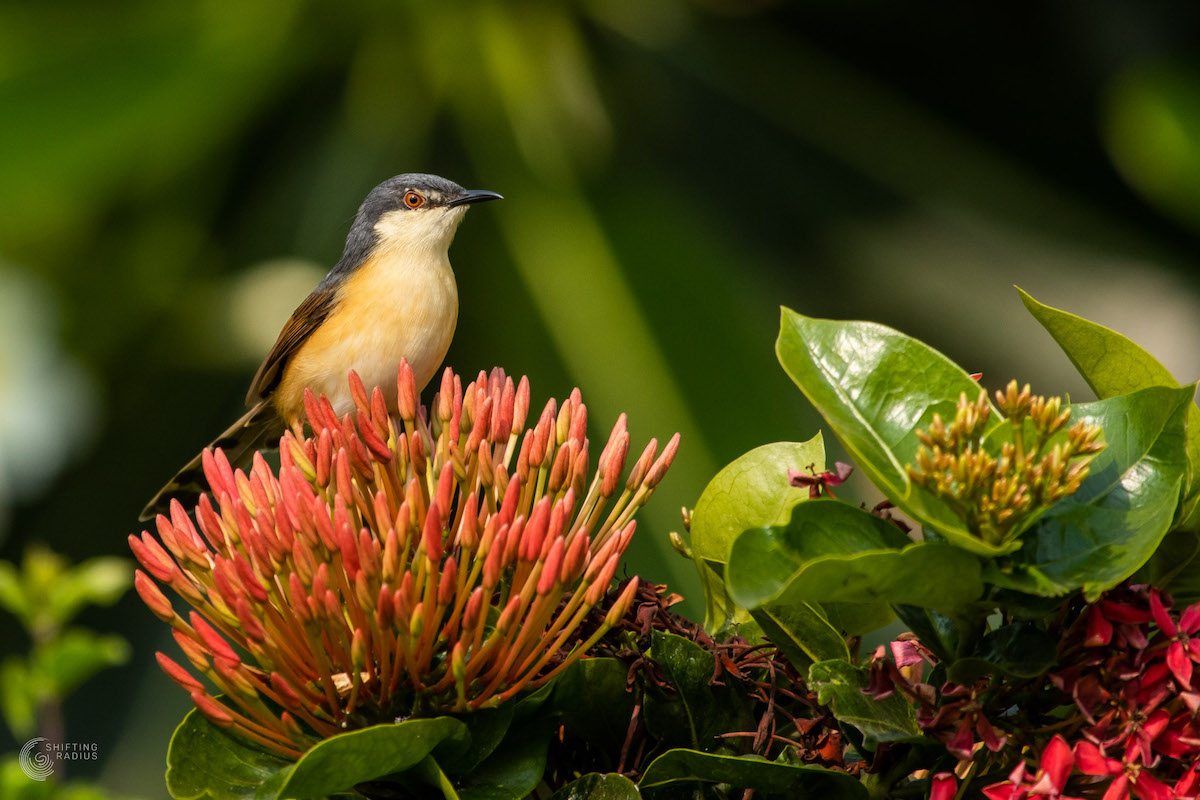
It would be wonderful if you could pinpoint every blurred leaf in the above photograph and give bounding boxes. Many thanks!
[165,708,292,800]
[946,623,1059,684]
[750,601,850,670]
[0,560,29,624]
[775,309,1012,556]
[639,749,867,798]
[808,660,920,749]
[1104,61,1200,236]
[690,438,823,632]
[0,657,35,739]
[33,629,129,699]
[278,718,468,799]
[998,386,1192,600]
[48,556,133,627]
[1019,287,1200,527]
[1134,528,1200,601]
[0,754,144,800]
[643,631,754,751]
[728,500,982,619]
[547,773,639,800]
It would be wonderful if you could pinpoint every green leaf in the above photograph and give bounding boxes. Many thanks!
[33,630,129,698]
[48,557,133,627]
[456,723,550,800]
[547,773,640,800]
[946,623,1059,684]
[165,709,292,800]
[551,657,635,752]
[278,717,469,799]
[1019,287,1200,525]
[690,438,825,631]
[0,658,35,740]
[807,660,920,748]
[639,749,867,798]
[750,601,851,669]
[1003,386,1192,599]
[643,631,754,751]
[776,308,1012,556]
[891,606,970,664]
[1132,529,1200,600]
[0,560,29,625]
[728,500,982,618]
[436,705,515,776]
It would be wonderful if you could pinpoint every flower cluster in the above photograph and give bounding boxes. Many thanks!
[906,381,1104,546]
[865,638,1007,762]
[131,362,678,758]
[877,585,1200,800]
[1050,585,1200,800]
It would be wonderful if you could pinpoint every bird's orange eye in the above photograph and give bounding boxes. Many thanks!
[403,190,425,209]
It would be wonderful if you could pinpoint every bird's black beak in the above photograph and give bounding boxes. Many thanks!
[447,189,503,207]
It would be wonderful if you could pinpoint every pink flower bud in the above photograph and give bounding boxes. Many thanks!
[438,557,458,607]
[135,570,175,622]
[397,359,417,421]
[190,612,240,663]
[538,538,564,595]
[156,652,203,693]
[191,691,234,727]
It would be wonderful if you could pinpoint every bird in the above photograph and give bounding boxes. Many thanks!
[140,173,502,521]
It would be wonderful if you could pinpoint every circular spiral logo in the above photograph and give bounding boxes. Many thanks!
[19,737,53,781]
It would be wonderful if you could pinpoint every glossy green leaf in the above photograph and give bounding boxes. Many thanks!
[165,709,292,800]
[436,705,515,776]
[456,723,550,800]
[946,623,1058,684]
[690,438,825,631]
[728,500,982,617]
[750,601,850,669]
[892,606,971,665]
[776,308,1012,556]
[808,660,920,748]
[547,773,640,800]
[643,631,754,751]
[1019,287,1200,526]
[552,657,635,751]
[1004,386,1192,599]
[278,717,468,799]
[639,749,866,798]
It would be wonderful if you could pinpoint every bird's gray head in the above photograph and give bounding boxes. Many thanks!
[336,173,502,270]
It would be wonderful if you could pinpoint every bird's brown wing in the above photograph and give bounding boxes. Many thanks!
[245,284,339,406]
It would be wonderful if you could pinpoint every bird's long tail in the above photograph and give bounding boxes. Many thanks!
[139,401,284,521]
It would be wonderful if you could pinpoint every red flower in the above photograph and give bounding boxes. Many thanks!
[1149,590,1200,688]
[1075,740,1171,800]
[983,735,1079,800]
[930,772,956,800]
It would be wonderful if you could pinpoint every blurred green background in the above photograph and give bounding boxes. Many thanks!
[4,0,1200,794]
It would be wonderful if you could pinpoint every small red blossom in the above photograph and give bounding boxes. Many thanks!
[788,461,853,499]
[983,735,1080,800]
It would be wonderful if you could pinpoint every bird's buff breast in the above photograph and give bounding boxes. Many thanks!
[276,251,458,422]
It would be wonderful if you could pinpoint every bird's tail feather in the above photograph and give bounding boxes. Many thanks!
[139,401,283,521]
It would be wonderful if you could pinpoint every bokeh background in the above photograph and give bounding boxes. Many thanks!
[4,1,1200,795]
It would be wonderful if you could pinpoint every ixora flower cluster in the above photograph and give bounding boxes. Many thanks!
[907,381,1104,547]
[130,362,678,758]
[871,585,1200,800]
